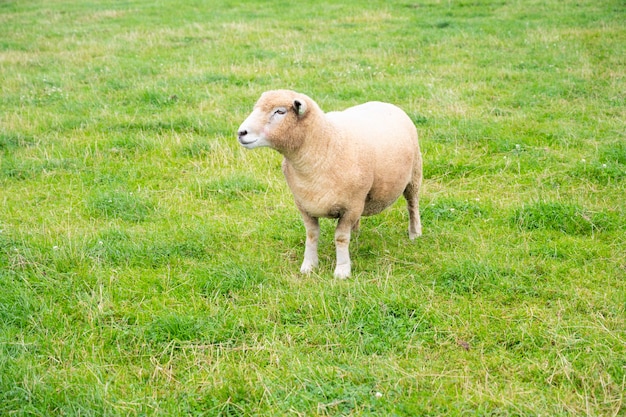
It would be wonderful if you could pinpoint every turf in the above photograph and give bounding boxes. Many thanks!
[1,0,625,415]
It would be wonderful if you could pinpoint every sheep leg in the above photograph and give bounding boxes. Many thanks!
[300,214,319,274]
[334,212,359,279]
[404,182,422,240]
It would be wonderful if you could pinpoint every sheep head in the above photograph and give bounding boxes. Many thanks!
[237,90,313,154]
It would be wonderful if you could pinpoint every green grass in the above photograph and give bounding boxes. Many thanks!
[1,0,625,415]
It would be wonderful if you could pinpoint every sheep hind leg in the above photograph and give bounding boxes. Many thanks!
[403,181,422,240]
[300,214,320,274]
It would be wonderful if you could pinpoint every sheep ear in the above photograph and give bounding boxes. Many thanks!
[293,99,307,117]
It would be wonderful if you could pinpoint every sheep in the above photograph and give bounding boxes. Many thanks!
[237,89,422,278]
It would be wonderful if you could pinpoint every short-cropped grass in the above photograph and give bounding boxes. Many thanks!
[1,0,624,415]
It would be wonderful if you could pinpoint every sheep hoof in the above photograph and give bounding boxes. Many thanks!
[300,261,317,274]
[409,227,423,240]
[333,264,351,279]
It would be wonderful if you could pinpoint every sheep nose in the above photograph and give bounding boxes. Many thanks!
[238,129,248,139]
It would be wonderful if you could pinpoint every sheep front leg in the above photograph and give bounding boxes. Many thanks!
[300,214,319,274]
[334,213,359,279]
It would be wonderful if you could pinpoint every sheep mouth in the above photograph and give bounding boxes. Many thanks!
[238,137,258,146]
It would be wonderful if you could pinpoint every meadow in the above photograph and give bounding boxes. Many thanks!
[1,0,625,415]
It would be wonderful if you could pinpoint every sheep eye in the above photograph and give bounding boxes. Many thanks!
[274,108,286,115]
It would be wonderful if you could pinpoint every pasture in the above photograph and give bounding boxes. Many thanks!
[1,0,624,415]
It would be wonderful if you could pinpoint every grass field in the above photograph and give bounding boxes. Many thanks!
[1,0,625,415]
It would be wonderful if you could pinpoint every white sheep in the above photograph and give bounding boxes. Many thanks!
[237,89,422,278]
